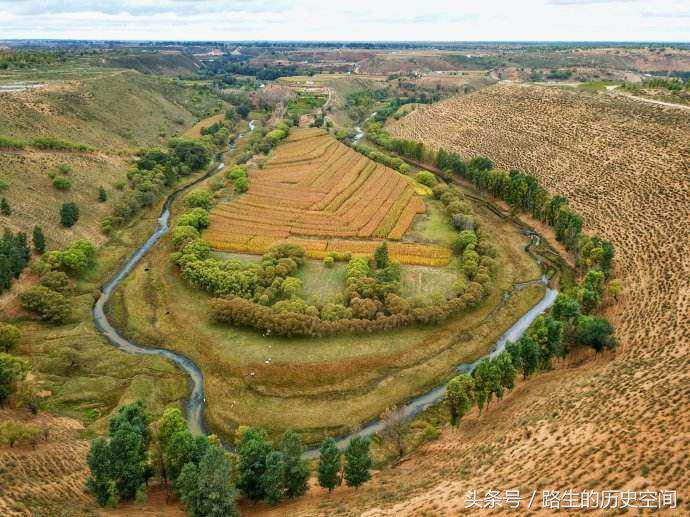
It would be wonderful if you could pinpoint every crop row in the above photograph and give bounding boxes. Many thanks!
[206,129,448,262]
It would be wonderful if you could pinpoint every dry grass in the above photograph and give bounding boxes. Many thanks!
[258,82,690,514]
[204,128,450,266]
[0,409,91,516]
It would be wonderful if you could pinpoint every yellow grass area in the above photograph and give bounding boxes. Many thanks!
[183,113,225,138]
[204,128,450,266]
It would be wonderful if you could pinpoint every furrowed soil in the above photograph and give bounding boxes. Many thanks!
[262,82,690,514]
[0,409,91,516]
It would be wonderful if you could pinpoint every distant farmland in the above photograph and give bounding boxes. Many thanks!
[205,128,450,266]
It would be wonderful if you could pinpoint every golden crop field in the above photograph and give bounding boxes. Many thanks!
[205,128,450,266]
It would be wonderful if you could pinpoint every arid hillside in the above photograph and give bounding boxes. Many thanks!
[0,70,220,248]
[273,83,690,514]
[0,409,90,516]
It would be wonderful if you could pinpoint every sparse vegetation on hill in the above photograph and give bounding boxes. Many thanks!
[294,81,690,515]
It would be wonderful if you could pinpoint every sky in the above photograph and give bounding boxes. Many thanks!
[0,0,688,42]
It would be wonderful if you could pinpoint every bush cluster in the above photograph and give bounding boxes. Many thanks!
[109,138,211,228]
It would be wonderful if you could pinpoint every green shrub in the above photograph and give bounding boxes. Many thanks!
[57,163,72,175]
[234,176,249,193]
[416,171,437,187]
[42,239,95,275]
[172,225,200,248]
[227,165,247,181]
[323,255,334,268]
[177,208,209,230]
[0,323,20,353]
[0,136,26,150]
[266,129,287,143]
[52,176,72,190]
[20,285,71,323]
[0,420,40,448]
[0,180,9,191]
[451,230,477,256]
[32,137,90,152]
[185,189,213,210]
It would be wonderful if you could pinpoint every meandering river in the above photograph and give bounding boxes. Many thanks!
[93,138,558,454]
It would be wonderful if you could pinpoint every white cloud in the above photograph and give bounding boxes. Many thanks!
[0,0,687,41]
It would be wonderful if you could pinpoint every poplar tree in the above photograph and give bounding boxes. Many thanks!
[446,373,475,426]
[32,226,46,254]
[281,430,310,498]
[343,437,372,489]
[317,437,341,492]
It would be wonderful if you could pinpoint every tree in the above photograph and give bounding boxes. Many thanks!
[32,226,46,254]
[379,405,409,459]
[0,323,20,352]
[0,353,29,406]
[233,175,249,193]
[280,430,310,499]
[185,189,213,210]
[343,436,372,489]
[98,186,108,202]
[494,352,517,394]
[317,437,341,492]
[577,316,617,352]
[374,241,390,269]
[517,335,541,379]
[1,197,10,216]
[472,359,501,412]
[86,438,117,507]
[552,294,580,322]
[451,230,477,256]
[528,315,564,368]
[416,170,437,187]
[178,445,239,517]
[236,427,273,502]
[39,271,70,293]
[107,402,151,501]
[445,373,475,426]
[261,451,286,506]
[155,407,187,486]
[59,202,80,227]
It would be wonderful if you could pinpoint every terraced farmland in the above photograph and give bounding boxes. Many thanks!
[204,128,449,266]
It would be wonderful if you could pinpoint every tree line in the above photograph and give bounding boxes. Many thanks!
[446,276,617,426]
[86,401,374,515]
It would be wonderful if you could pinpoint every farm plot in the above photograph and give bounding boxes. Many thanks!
[204,128,450,266]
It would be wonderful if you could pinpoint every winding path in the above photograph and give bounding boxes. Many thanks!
[92,141,558,454]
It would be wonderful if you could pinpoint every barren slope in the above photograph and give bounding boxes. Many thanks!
[272,83,690,514]
[0,410,90,516]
